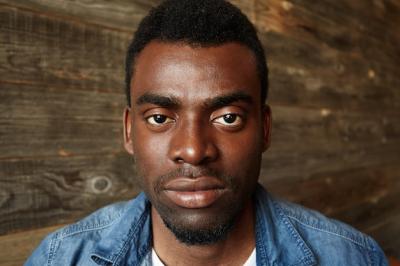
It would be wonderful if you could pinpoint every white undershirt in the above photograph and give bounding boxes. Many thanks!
[243,248,256,266]
[151,248,256,266]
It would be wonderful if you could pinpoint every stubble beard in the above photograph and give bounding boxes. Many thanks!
[154,192,244,246]
[134,161,249,246]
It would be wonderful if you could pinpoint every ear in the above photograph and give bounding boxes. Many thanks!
[262,105,272,152]
[123,107,134,155]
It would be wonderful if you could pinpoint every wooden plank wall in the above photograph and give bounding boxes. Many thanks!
[0,0,399,264]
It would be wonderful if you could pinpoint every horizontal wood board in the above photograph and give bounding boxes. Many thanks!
[0,0,399,261]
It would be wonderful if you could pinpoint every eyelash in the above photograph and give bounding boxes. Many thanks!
[212,114,243,126]
[145,114,174,125]
[145,113,243,128]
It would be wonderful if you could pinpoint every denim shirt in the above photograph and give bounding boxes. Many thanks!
[26,185,388,266]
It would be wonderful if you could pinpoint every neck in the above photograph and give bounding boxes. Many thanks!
[151,200,255,266]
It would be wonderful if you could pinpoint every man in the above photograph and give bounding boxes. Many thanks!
[27,0,388,265]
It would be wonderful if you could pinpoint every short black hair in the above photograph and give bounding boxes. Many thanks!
[125,0,268,106]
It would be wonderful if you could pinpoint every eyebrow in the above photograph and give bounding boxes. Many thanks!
[203,91,253,109]
[136,93,181,108]
[135,91,253,109]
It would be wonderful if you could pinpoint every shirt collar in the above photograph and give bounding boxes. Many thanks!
[255,185,317,266]
[90,192,152,265]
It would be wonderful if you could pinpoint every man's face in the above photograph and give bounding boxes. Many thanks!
[124,41,271,244]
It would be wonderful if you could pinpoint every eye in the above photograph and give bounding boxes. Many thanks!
[146,114,174,125]
[213,114,243,126]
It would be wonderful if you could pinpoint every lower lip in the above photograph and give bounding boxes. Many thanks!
[164,189,224,208]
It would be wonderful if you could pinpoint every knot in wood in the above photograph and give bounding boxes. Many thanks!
[90,176,112,194]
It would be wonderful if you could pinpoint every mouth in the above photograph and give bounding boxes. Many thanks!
[163,176,227,209]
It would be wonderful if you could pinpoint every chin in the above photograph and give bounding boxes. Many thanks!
[162,208,238,245]
[154,198,244,246]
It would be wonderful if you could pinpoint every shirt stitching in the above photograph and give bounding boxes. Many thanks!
[114,201,151,265]
[272,199,316,265]
[62,220,121,239]
[285,214,371,249]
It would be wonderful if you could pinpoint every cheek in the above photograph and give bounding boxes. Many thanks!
[219,120,264,159]
[217,131,263,176]
[132,126,171,175]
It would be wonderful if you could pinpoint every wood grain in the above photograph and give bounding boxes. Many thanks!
[367,214,400,260]
[0,0,161,33]
[0,4,129,91]
[0,83,125,158]
[265,164,400,218]
[0,224,63,266]
[0,152,139,235]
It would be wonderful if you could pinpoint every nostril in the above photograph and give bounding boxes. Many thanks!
[168,129,218,165]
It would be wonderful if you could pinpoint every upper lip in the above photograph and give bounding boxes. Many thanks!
[164,176,225,191]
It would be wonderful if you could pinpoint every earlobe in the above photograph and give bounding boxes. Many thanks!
[262,105,272,152]
[123,107,134,155]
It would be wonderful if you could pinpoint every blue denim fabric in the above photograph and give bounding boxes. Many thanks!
[26,185,388,265]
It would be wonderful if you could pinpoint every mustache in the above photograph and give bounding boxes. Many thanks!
[154,166,234,193]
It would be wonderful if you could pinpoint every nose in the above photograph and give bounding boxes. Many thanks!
[168,120,218,165]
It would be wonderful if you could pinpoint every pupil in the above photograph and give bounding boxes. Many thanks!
[154,115,166,123]
[223,114,236,123]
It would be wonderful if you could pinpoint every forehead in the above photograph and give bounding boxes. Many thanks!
[130,41,261,105]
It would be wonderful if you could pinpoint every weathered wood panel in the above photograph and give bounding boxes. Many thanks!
[0,0,399,262]
[0,0,162,32]
[266,164,400,218]
[0,83,125,158]
[0,4,129,91]
[367,214,400,260]
[0,152,138,235]
[0,224,63,266]
[262,31,400,113]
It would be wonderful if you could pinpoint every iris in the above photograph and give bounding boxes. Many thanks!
[223,114,237,124]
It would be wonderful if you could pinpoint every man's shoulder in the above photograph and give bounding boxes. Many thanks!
[273,197,372,246]
[58,200,129,236]
[267,194,388,265]
[25,193,150,266]
[47,196,135,240]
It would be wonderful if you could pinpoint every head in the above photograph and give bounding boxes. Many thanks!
[125,0,268,106]
[123,0,271,246]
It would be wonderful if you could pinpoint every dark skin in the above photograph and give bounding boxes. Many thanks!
[124,41,271,265]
